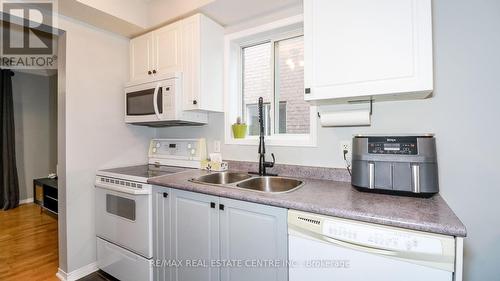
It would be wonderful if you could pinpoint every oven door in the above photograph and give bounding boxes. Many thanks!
[95,182,153,258]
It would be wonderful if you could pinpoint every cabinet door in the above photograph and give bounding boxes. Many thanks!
[153,187,172,281]
[130,33,153,82]
[219,198,288,281]
[153,23,182,76]
[181,16,201,111]
[304,0,433,102]
[171,189,220,281]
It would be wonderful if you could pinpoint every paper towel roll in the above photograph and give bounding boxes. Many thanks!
[320,110,371,127]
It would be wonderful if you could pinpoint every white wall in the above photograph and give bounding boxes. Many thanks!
[12,72,57,201]
[75,0,149,28]
[57,16,155,274]
[158,0,500,279]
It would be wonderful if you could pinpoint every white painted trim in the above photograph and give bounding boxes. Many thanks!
[19,198,34,205]
[454,237,464,281]
[56,269,67,281]
[225,15,303,42]
[56,262,98,281]
[224,15,317,147]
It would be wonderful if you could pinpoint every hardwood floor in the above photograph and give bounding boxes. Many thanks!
[0,204,59,281]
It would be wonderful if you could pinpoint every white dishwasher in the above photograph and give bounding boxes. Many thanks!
[288,210,462,281]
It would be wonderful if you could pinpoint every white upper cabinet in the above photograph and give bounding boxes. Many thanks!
[130,33,153,82]
[181,14,224,112]
[130,24,182,81]
[304,0,433,103]
[129,14,224,112]
[153,22,182,76]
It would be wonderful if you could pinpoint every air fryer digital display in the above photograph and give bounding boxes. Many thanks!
[368,137,418,155]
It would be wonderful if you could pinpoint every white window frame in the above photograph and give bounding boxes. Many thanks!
[224,15,317,147]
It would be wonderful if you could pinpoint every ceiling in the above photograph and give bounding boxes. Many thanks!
[202,0,302,26]
[61,0,303,37]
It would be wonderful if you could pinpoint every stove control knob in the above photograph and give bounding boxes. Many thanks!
[152,148,157,153]
[187,144,192,149]
[156,142,161,148]
[191,149,196,155]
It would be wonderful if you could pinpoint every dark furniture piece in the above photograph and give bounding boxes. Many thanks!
[33,178,58,215]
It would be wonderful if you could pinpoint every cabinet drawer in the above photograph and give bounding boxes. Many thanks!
[97,237,153,281]
[43,196,58,213]
[44,186,57,199]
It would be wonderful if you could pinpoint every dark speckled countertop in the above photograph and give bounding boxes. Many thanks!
[148,169,466,237]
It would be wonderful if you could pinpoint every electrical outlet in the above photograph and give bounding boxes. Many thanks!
[340,141,352,162]
[214,140,221,153]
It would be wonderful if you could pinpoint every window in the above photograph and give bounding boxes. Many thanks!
[246,102,271,136]
[225,16,317,147]
[241,34,309,136]
[246,102,287,135]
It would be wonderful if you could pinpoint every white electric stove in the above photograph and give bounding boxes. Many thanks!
[95,138,206,281]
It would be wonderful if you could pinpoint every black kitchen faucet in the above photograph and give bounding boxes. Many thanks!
[257,97,276,176]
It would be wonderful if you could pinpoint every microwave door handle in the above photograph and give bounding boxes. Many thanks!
[153,83,161,120]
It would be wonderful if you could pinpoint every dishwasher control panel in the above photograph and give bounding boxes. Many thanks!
[322,220,443,255]
[288,210,457,274]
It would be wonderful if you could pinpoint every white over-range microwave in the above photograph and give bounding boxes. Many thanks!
[124,73,207,127]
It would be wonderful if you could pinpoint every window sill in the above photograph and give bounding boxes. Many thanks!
[225,135,317,147]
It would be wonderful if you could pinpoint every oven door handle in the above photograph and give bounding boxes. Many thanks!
[95,182,151,195]
[153,82,161,120]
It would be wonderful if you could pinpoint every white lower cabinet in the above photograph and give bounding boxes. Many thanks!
[219,197,288,281]
[153,187,288,281]
[153,188,172,281]
[171,189,220,281]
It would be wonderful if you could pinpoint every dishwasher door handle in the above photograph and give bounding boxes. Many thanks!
[289,225,454,267]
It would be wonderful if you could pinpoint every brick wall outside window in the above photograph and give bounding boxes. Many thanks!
[242,36,310,135]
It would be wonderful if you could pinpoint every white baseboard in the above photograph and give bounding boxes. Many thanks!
[56,262,98,281]
[56,269,67,281]
[19,198,34,205]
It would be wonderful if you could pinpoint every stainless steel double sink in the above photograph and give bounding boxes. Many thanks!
[190,172,304,193]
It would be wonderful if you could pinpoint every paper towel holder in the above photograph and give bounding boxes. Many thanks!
[317,99,373,118]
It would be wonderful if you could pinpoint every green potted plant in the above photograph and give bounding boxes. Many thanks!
[232,117,247,139]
